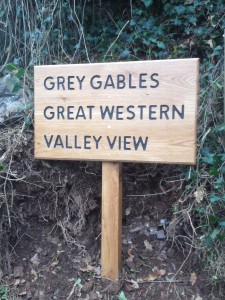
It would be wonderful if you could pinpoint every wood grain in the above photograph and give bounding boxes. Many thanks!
[34,59,199,164]
[101,162,122,281]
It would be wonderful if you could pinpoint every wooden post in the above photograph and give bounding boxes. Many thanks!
[101,162,122,281]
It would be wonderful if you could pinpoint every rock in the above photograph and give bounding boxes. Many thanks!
[82,281,94,293]
[156,229,166,239]
[0,74,30,124]
[14,266,24,278]
[166,248,176,258]
[30,253,40,266]
[89,291,99,300]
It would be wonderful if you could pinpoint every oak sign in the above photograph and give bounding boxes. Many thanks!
[34,59,199,164]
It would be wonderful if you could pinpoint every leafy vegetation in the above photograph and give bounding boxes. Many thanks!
[0,286,8,300]
[0,0,224,294]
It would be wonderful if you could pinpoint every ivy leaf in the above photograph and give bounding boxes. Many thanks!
[202,153,214,165]
[75,278,82,286]
[189,16,197,25]
[215,123,225,132]
[175,5,186,15]
[16,68,25,79]
[219,221,225,228]
[12,83,21,93]
[210,228,220,240]
[24,116,32,126]
[141,0,153,8]
[213,178,225,190]
[119,291,127,300]
[210,195,221,203]
[6,64,18,71]
[121,49,130,59]
[157,41,166,49]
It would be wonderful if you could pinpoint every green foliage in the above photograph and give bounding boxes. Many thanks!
[0,286,8,300]
[118,291,127,300]
[1,0,224,66]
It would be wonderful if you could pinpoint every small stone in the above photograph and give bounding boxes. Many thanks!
[30,253,40,266]
[82,281,94,293]
[166,248,176,258]
[14,266,24,278]
[156,229,166,239]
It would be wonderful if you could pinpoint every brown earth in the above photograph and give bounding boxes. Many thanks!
[0,128,224,300]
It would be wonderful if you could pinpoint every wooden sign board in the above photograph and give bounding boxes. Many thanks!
[34,59,199,164]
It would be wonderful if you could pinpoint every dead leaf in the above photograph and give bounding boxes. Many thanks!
[51,259,59,268]
[137,266,166,283]
[30,253,40,266]
[190,272,197,285]
[18,288,27,296]
[79,263,100,275]
[138,273,157,282]
[126,248,134,262]
[79,264,94,272]
[14,279,21,286]
[152,266,166,277]
[31,269,38,282]
[144,240,153,252]
[194,186,204,203]
[130,279,139,289]
[126,255,134,262]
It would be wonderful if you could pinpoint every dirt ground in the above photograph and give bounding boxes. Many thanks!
[0,131,224,300]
